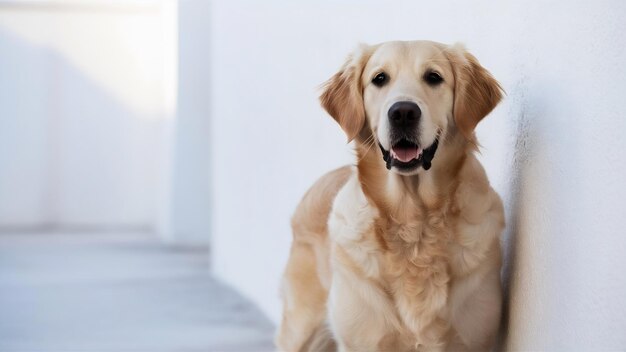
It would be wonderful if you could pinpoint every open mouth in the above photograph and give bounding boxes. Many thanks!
[378,138,439,171]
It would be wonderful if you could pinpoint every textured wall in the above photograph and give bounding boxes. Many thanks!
[208,1,626,349]
[499,2,626,350]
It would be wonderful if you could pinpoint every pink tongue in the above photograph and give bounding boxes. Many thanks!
[393,146,421,162]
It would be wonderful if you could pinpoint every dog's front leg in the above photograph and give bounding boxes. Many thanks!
[327,266,397,352]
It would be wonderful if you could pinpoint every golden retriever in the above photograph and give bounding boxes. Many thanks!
[276,40,504,352]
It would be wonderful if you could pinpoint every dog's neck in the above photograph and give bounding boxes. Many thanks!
[356,131,470,222]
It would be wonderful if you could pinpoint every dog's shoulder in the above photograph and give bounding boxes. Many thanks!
[448,155,505,275]
[328,169,379,243]
[291,165,354,240]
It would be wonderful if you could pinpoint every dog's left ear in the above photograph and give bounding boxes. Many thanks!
[445,45,503,142]
[320,44,375,142]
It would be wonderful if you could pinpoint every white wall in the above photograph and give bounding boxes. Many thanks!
[0,1,177,230]
[162,0,212,244]
[209,0,626,349]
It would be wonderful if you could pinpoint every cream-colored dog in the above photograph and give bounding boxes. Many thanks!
[276,40,504,352]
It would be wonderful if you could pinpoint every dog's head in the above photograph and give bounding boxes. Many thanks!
[321,41,502,175]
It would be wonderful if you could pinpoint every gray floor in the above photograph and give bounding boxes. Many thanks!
[0,231,275,352]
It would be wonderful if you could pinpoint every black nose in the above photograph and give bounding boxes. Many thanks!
[388,101,421,129]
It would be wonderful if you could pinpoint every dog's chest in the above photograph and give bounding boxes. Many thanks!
[382,218,452,345]
[329,177,453,345]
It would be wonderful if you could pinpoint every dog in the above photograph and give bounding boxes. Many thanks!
[276,40,505,352]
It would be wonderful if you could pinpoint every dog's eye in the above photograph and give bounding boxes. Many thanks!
[424,71,443,85]
[372,72,389,87]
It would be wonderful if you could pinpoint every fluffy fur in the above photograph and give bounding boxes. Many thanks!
[276,40,505,352]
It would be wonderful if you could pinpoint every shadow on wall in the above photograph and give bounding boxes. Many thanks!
[0,28,171,229]
[496,71,541,350]
[497,71,585,350]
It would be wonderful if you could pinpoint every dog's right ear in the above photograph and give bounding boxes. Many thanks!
[320,44,374,142]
